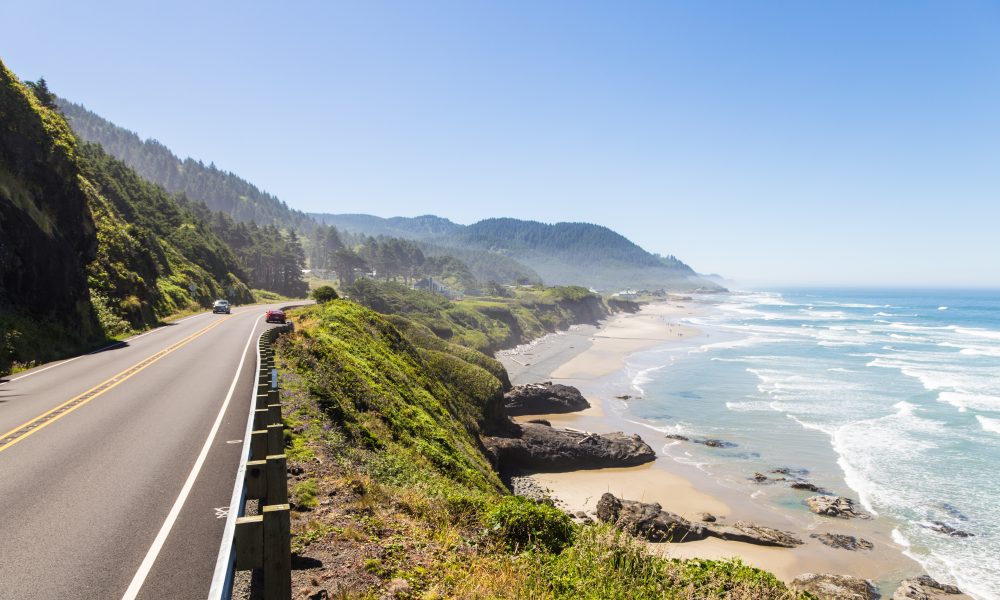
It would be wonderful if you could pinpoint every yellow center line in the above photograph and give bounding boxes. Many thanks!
[0,316,233,453]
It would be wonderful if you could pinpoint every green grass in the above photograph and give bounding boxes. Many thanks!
[277,298,808,599]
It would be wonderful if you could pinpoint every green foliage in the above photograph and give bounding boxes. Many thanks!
[485,496,576,553]
[79,143,255,327]
[292,479,320,510]
[280,300,505,494]
[528,525,805,599]
[311,285,339,303]
[345,279,607,354]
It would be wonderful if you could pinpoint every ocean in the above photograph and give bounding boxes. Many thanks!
[620,289,1000,599]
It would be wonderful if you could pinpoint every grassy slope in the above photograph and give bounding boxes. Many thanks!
[345,280,608,354]
[277,299,806,598]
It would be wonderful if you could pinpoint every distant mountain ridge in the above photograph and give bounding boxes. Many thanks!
[313,213,720,291]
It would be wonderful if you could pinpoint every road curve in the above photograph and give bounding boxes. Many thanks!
[0,303,301,600]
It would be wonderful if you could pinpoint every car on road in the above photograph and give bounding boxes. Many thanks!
[212,299,231,314]
[265,309,286,324]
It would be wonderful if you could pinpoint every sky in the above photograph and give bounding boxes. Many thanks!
[4,1,1000,287]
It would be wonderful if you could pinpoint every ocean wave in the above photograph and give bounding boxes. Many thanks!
[955,327,1000,341]
[939,392,1000,412]
[976,415,1000,435]
[938,342,1000,358]
[725,400,775,413]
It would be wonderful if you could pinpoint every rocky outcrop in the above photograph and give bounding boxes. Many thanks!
[484,424,655,472]
[503,382,590,416]
[595,493,801,548]
[922,521,973,538]
[810,533,874,551]
[806,495,868,519]
[893,576,969,600]
[596,493,708,542]
[707,522,802,548]
[791,573,880,600]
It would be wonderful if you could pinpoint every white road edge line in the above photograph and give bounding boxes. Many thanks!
[207,324,267,599]
[0,312,212,388]
[121,314,263,600]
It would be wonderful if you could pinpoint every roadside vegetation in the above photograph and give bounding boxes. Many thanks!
[275,299,808,598]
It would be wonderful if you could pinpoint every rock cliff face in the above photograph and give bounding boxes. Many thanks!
[0,61,97,323]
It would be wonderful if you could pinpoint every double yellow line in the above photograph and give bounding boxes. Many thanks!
[0,317,230,453]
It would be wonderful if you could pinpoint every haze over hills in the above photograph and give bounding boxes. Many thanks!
[314,213,720,291]
[52,94,719,292]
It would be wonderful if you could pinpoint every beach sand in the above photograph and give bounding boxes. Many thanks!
[497,299,923,593]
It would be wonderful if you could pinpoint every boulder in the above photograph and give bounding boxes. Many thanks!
[484,424,655,473]
[791,482,824,492]
[696,439,737,448]
[893,575,968,600]
[595,493,708,543]
[665,434,690,442]
[698,512,717,523]
[791,573,880,600]
[806,495,868,519]
[706,522,803,548]
[923,521,974,538]
[503,382,590,416]
[810,533,874,551]
[596,493,800,548]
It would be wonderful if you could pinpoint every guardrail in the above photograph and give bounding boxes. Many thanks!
[212,322,294,600]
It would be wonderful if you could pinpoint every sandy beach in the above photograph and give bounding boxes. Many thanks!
[496,299,924,594]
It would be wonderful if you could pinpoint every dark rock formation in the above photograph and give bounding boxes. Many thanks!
[596,493,708,543]
[696,439,737,448]
[484,424,655,472]
[665,434,690,442]
[810,533,874,551]
[503,382,590,416]
[893,575,968,600]
[791,573,880,600]
[923,521,974,538]
[806,495,868,519]
[596,493,800,548]
[753,472,768,483]
[791,482,824,493]
[698,512,717,523]
[527,419,551,426]
[707,522,802,548]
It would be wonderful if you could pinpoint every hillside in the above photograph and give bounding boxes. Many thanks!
[0,63,102,372]
[275,298,802,598]
[313,213,721,291]
[57,98,316,232]
[1,63,257,372]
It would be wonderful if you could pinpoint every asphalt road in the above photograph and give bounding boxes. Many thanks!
[0,303,299,599]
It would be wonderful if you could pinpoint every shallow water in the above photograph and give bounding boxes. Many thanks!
[621,289,1000,600]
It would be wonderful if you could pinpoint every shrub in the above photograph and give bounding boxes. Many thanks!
[311,285,339,303]
[484,496,576,553]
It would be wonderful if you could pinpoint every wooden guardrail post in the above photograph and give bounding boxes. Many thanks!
[262,504,291,600]
[266,423,284,456]
[234,515,263,570]
[266,454,288,505]
[245,460,267,502]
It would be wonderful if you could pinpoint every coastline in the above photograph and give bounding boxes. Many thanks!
[497,298,925,594]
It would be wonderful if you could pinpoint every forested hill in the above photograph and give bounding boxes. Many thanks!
[313,213,462,240]
[57,98,316,232]
[312,213,720,290]
[1,62,287,373]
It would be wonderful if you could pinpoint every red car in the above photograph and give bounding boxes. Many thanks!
[265,309,286,324]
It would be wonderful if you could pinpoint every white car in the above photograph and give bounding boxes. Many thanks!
[212,299,231,314]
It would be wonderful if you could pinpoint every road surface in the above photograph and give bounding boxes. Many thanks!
[0,303,298,599]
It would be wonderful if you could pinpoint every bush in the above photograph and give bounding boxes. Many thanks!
[311,285,339,303]
[484,496,576,553]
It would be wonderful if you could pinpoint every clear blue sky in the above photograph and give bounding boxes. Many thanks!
[5,1,999,287]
